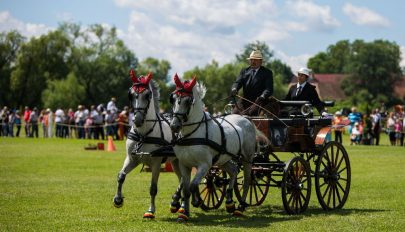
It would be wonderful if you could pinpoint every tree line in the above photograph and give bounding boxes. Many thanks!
[1,22,403,113]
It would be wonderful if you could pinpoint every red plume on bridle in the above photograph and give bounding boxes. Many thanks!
[130,69,152,93]
[173,73,197,96]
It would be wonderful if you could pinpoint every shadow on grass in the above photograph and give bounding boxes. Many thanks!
[303,205,388,216]
[160,205,388,228]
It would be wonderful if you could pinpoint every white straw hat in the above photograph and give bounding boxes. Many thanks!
[247,50,263,60]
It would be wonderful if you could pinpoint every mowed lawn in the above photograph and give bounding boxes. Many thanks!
[0,135,404,231]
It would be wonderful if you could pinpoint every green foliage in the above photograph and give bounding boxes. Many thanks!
[0,31,25,106]
[136,57,172,111]
[270,59,294,84]
[183,60,244,113]
[42,73,85,109]
[309,39,403,107]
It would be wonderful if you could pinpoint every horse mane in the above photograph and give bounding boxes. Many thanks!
[149,80,160,114]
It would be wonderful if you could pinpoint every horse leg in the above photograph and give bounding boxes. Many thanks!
[235,161,252,215]
[190,164,209,208]
[143,159,162,219]
[177,165,191,222]
[170,159,183,213]
[221,160,239,214]
[113,156,138,208]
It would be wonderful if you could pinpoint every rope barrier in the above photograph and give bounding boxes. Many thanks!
[17,121,132,129]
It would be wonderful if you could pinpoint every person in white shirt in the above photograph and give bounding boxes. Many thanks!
[54,108,64,137]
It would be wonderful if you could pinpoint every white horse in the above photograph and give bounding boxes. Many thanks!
[170,74,264,222]
[113,70,183,218]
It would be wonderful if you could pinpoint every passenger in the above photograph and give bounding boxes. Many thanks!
[230,50,273,116]
[284,67,326,116]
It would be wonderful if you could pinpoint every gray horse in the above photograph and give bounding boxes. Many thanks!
[113,70,183,218]
[170,74,266,222]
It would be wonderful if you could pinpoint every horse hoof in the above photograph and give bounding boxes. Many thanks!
[177,213,189,222]
[143,211,155,219]
[233,210,244,217]
[170,202,181,213]
[225,202,235,213]
[177,207,185,214]
[113,197,124,208]
[192,199,202,208]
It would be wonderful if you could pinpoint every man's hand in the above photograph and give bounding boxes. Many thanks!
[321,111,329,117]
[230,88,237,96]
[255,96,265,105]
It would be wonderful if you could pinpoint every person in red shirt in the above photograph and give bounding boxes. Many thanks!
[23,106,31,137]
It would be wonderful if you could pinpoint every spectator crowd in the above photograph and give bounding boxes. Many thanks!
[1,100,405,146]
[332,104,405,146]
[0,98,132,141]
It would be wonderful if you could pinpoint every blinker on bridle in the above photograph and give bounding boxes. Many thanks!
[128,69,153,119]
[171,73,197,123]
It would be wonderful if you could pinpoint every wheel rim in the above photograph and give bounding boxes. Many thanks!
[281,156,311,214]
[234,168,270,206]
[315,141,351,210]
[199,167,227,210]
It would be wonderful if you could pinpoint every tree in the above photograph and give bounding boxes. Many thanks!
[65,23,138,109]
[136,57,171,110]
[0,31,25,106]
[10,30,71,108]
[308,40,352,74]
[308,39,403,109]
[42,72,85,110]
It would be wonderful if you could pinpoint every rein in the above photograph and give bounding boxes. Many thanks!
[233,94,288,127]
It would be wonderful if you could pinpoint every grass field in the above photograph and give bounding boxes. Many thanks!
[0,135,404,231]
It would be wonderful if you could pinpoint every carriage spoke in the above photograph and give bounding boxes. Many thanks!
[332,184,336,208]
[335,183,342,204]
[298,191,303,209]
[335,155,345,171]
[336,181,346,193]
[337,166,347,175]
[327,183,333,207]
[287,192,294,205]
[334,148,340,166]
[322,184,331,199]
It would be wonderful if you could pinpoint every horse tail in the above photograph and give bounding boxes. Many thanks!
[253,124,270,154]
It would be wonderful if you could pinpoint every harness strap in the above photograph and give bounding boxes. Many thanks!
[175,114,240,162]
[127,118,170,155]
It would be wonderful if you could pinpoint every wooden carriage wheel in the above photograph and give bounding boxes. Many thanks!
[234,167,270,206]
[281,156,312,214]
[199,167,227,211]
[315,141,351,210]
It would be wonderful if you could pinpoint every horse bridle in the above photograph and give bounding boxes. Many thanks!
[129,85,152,123]
[170,90,194,123]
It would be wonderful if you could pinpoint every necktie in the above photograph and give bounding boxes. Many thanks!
[296,86,302,96]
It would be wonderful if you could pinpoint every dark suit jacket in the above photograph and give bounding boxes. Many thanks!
[285,82,324,114]
[232,66,273,103]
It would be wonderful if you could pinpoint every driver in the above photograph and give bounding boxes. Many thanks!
[230,50,273,115]
[284,67,326,116]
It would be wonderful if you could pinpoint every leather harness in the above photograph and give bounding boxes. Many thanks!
[175,113,242,164]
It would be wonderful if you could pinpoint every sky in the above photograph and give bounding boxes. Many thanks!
[1,0,404,77]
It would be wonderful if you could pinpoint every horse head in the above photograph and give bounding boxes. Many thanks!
[169,73,198,133]
[128,69,154,127]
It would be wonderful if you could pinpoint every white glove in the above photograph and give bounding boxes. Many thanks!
[321,111,329,117]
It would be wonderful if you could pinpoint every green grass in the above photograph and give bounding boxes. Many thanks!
[0,136,404,231]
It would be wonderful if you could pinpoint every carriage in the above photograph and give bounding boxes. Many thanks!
[197,99,351,214]
[115,72,350,221]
